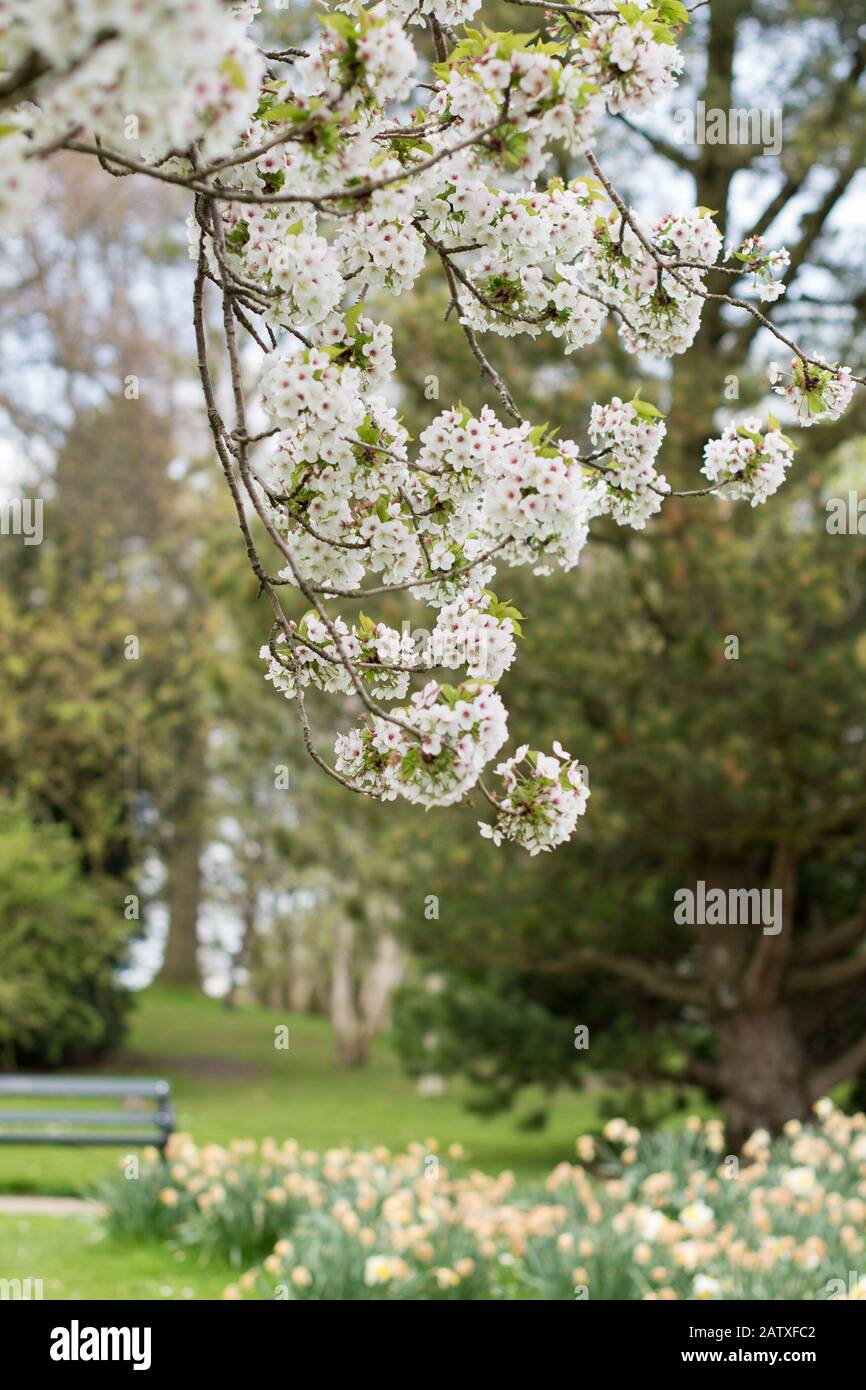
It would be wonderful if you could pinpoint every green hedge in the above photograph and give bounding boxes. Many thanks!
[0,798,130,1067]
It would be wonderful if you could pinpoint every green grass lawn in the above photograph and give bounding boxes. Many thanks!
[0,984,606,1299]
[0,988,846,1301]
[0,1214,233,1300]
[0,984,602,1197]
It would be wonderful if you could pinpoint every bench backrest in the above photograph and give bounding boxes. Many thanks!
[0,1075,174,1150]
[0,1076,170,1099]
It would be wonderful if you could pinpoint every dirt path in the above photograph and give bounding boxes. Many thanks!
[0,1195,101,1217]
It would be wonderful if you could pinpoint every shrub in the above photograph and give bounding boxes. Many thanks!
[0,797,130,1066]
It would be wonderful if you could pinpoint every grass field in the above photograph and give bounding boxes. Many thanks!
[0,1215,233,1300]
[0,985,604,1299]
[0,984,602,1196]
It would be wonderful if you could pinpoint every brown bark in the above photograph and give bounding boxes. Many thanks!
[159,731,206,987]
[331,917,367,1067]
[160,816,203,985]
[695,860,808,1146]
[717,1007,810,1149]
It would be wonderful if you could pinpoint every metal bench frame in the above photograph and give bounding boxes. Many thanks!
[0,1076,175,1155]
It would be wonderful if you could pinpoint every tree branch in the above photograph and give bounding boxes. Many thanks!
[613,114,697,174]
[532,947,707,1006]
[795,903,866,966]
[809,1029,866,1102]
[742,844,797,1007]
[787,951,866,996]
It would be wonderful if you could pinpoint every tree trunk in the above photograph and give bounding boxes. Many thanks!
[358,931,404,1051]
[160,819,203,985]
[331,917,367,1067]
[698,852,803,1148]
[224,891,256,1009]
[717,1007,811,1150]
[288,920,317,1012]
[330,919,407,1066]
[159,730,206,987]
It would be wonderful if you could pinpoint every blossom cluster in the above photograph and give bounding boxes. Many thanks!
[261,587,520,705]
[415,173,729,364]
[334,681,509,807]
[255,348,664,841]
[733,234,790,303]
[585,206,723,357]
[299,11,418,110]
[4,0,263,161]
[98,1100,866,1301]
[428,588,520,682]
[218,206,345,327]
[587,396,669,528]
[769,358,855,428]
[429,34,605,180]
[257,336,414,591]
[701,418,797,506]
[480,742,590,854]
[572,2,685,114]
[262,612,409,703]
[381,0,483,26]
[258,345,646,595]
[482,423,596,573]
[428,179,609,353]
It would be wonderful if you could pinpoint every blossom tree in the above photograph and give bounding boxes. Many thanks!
[3,0,862,854]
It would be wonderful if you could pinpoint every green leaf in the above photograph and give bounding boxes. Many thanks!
[630,396,666,420]
[220,55,248,91]
[344,301,366,336]
[226,219,250,250]
[260,102,304,124]
[322,13,358,40]
[656,0,689,25]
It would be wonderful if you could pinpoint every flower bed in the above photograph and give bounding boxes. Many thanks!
[98,1100,866,1300]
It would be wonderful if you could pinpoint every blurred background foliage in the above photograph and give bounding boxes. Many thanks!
[0,0,865,1151]
[0,797,130,1068]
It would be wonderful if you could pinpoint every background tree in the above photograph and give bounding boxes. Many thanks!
[0,797,130,1067]
[391,0,866,1145]
[0,160,241,988]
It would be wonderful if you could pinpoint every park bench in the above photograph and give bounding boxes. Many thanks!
[0,1076,175,1156]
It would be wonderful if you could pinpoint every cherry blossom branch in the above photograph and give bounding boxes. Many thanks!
[308,539,510,599]
[203,202,423,741]
[585,148,866,386]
